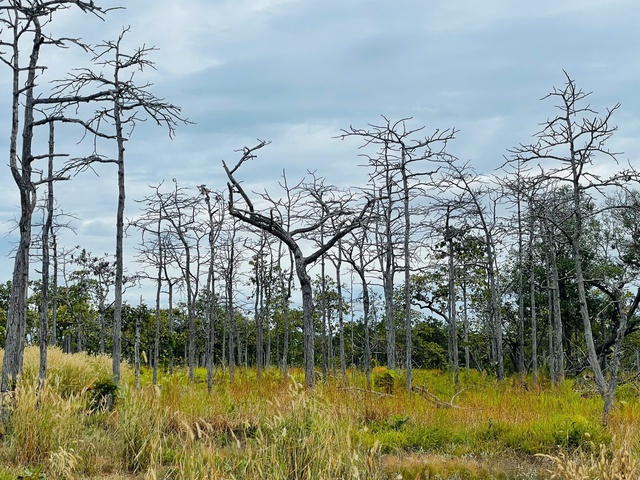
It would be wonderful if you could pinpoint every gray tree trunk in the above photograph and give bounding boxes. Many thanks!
[401,152,413,391]
[2,10,41,393]
[39,122,56,388]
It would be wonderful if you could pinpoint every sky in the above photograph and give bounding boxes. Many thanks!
[1,0,640,306]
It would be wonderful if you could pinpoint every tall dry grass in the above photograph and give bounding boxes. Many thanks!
[1,347,640,479]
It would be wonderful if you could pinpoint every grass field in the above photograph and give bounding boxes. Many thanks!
[0,347,639,479]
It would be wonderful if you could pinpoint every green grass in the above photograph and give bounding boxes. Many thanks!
[1,347,639,479]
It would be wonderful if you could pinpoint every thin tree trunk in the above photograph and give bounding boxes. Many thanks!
[135,300,141,389]
[447,227,459,386]
[336,246,347,383]
[153,222,162,385]
[168,283,174,375]
[112,82,126,383]
[530,246,538,387]
[39,122,56,389]
[462,280,470,373]
[254,245,264,380]
[545,219,564,383]
[321,227,328,379]
[517,193,526,377]
[401,153,412,391]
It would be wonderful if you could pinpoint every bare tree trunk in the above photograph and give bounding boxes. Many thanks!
[382,182,397,370]
[153,222,162,385]
[206,272,216,394]
[516,193,526,377]
[320,226,329,379]
[461,280,470,373]
[446,223,459,386]
[281,247,293,379]
[227,231,237,382]
[401,152,413,391]
[254,238,264,380]
[529,224,538,387]
[51,233,59,347]
[545,261,556,383]
[2,12,41,393]
[134,300,141,389]
[112,80,126,382]
[39,122,56,388]
[543,215,564,384]
[335,246,347,383]
[168,282,174,375]
[199,186,223,393]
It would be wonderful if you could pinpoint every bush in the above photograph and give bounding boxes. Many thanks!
[88,378,119,411]
[372,366,397,394]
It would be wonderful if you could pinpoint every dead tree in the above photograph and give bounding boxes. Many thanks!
[0,0,115,394]
[342,221,380,390]
[157,181,206,382]
[340,117,456,390]
[51,28,188,381]
[38,123,56,387]
[198,185,225,393]
[512,72,640,425]
[131,182,171,384]
[437,158,505,380]
[222,141,374,388]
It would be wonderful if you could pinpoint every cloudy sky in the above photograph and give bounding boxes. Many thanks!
[1,0,639,304]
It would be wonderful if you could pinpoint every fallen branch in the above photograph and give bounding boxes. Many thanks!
[339,387,394,398]
[413,384,467,409]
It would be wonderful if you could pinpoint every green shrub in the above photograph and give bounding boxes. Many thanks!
[372,366,397,394]
[551,414,609,450]
[615,383,639,402]
[88,378,119,411]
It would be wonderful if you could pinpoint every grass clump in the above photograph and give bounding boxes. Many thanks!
[540,439,639,479]
[116,385,163,473]
[8,381,84,466]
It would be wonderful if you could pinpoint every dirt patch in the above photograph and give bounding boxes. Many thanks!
[382,452,553,479]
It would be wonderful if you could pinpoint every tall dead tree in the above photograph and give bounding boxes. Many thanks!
[512,72,640,424]
[223,142,373,388]
[438,159,505,380]
[342,223,379,390]
[198,185,225,393]
[158,181,205,382]
[340,117,456,390]
[0,0,114,393]
[52,28,188,381]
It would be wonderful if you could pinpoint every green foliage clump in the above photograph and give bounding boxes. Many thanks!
[551,414,609,450]
[88,377,119,411]
[615,382,639,402]
[372,366,398,394]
